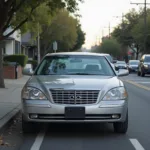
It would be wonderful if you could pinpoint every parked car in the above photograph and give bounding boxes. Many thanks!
[128,60,140,73]
[22,52,129,134]
[115,61,127,70]
[137,54,150,77]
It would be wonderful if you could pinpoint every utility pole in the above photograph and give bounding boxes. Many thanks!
[103,22,116,39]
[109,22,110,38]
[95,36,98,45]
[101,29,104,42]
[114,13,125,42]
[131,0,150,52]
[113,13,125,33]
[37,22,40,64]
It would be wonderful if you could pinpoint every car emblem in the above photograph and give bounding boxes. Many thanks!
[76,95,82,100]
[69,95,75,100]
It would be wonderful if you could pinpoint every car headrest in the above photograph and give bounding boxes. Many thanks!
[85,64,99,71]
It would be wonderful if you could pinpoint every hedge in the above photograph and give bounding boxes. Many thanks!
[3,54,28,67]
[28,60,38,70]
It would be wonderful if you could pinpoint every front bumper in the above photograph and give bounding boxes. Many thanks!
[22,100,128,123]
[129,67,138,72]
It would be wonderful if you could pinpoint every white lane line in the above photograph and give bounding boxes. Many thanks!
[30,126,47,150]
[136,82,150,84]
[130,139,145,150]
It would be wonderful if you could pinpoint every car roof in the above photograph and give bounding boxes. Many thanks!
[46,52,110,57]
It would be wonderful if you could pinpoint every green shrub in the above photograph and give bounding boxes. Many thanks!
[28,60,38,70]
[3,54,28,67]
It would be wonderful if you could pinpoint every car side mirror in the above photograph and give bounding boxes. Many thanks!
[117,69,129,77]
[22,68,33,76]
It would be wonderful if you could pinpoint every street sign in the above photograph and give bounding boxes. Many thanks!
[53,41,57,52]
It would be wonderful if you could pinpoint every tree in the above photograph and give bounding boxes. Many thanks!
[12,3,54,38]
[0,0,82,88]
[40,10,78,55]
[71,24,85,51]
[131,10,150,54]
[95,39,121,58]
[112,8,142,60]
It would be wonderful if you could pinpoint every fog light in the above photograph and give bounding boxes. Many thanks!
[112,114,119,119]
[30,114,38,119]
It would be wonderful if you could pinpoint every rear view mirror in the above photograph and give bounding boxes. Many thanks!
[22,68,33,76]
[117,69,129,77]
[70,58,82,63]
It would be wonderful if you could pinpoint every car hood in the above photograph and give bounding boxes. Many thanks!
[116,64,126,67]
[25,75,123,100]
[129,65,138,67]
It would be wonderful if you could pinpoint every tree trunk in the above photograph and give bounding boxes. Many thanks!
[0,41,5,88]
[136,52,139,60]
[136,45,139,60]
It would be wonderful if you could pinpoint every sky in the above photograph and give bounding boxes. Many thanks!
[79,0,145,49]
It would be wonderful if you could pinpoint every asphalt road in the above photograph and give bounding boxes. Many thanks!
[0,73,150,150]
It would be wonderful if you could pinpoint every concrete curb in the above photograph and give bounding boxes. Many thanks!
[0,104,21,133]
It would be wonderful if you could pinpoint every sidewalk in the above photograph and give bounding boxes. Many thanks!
[0,76,29,131]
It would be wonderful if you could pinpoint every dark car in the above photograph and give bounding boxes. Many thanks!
[137,54,150,77]
[115,61,127,70]
[128,60,140,73]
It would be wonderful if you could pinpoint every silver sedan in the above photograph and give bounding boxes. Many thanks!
[21,52,129,134]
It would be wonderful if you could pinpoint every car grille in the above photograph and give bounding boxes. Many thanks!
[50,90,100,105]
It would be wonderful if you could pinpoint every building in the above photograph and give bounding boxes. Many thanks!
[21,32,37,60]
[2,27,21,55]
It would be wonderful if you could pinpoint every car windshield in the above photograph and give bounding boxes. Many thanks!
[35,55,115,76]
[129,61,139,65]
[116,61,126,65]
[144,56,150,62]
[105,55,113,63]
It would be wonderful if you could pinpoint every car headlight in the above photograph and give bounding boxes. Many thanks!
[22,87,47,100]
[144,64,148,68]
[102,87,128,100]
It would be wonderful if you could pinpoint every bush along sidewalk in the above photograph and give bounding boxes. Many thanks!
[3,54,28,68]
[3,54,28,79]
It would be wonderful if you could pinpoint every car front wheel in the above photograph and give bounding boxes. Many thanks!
[113,112,128,134]
[137,71,140,76]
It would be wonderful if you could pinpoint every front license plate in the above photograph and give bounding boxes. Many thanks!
[65,107,85,119]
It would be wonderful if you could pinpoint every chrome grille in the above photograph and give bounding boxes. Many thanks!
[50,90,100,105]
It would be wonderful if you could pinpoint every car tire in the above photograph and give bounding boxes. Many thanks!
[113,112,128,134]
[141,70,145,77]
[22,115,37,133]
[137,71,140,76]
[128,70,130,74]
